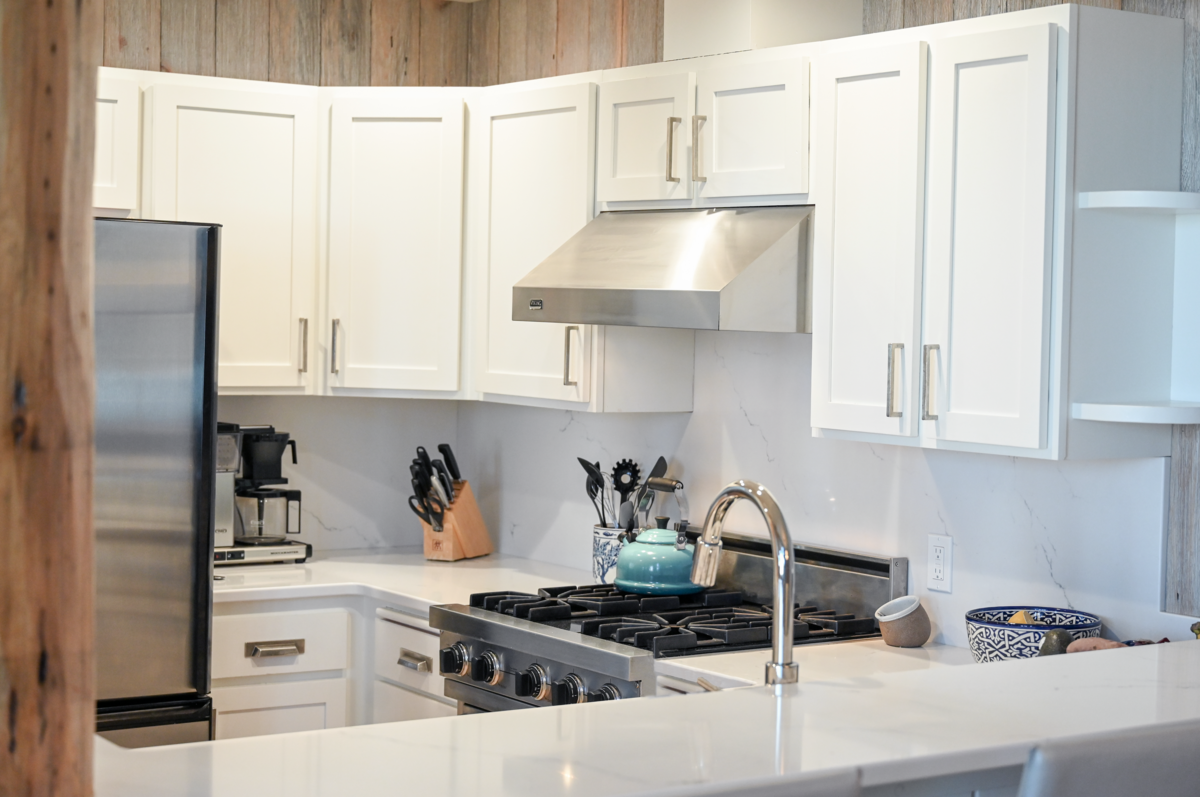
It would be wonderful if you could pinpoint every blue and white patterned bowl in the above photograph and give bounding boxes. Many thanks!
[966,606,1101,663]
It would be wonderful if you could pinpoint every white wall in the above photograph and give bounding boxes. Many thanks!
[222,331,1198,648]
[664,0,862,61]
[458,330,1196,647]
[218,395,458,550]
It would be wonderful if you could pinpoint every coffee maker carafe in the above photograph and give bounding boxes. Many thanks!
[234,426,301,544]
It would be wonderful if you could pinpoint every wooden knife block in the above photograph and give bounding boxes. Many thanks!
[421,480,493,562]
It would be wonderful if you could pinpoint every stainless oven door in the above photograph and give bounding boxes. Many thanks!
[445,679,534,714]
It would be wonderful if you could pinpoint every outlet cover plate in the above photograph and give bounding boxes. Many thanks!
[928,534,952,593]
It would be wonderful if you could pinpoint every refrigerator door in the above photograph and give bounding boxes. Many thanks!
[94,219,219,702]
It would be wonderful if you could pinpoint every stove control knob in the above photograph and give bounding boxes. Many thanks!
[550,673,586,706]
[470,650,502,686]
[515,664,551,701]
[586,684,622,702]
[439,643,470,677]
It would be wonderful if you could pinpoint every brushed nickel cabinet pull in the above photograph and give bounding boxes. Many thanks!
[886,343,903,418]
[666,117,681,183]
[299,318,309,373]
[922,344,939,421]
[398,648,432,672]
[692,115,707,182]
[245,639,305,658]
[331,319,341,375]
[563,325,579,386]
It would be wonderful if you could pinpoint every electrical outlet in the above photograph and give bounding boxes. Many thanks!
[928,534,952,593]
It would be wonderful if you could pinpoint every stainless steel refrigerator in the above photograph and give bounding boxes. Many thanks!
[93,218,219,748]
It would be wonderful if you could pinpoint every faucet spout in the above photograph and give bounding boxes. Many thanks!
[690,480,799,686]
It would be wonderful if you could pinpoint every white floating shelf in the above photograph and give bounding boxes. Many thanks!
[1072,401,1200,425]
[1077,191,1200,214]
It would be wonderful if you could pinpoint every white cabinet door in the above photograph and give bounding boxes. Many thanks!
[695,60,809,198]
[471,84,595,402]
[213,678,347,740]
[372,680,456,724]
[597,74,693,202]
[923,25,1057,449]
[328,96,464,392]
[810,43,928,436]
[145,85,317,391]
[94,74,139,211]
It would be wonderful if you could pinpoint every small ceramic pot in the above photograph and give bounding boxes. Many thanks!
[875,595,932,648]
[592,525,621,584]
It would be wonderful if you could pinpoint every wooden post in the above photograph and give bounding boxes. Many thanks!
[0,0,102,794]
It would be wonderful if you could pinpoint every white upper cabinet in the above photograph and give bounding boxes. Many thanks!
[94,74,140,211]
[810,43,928,437]
[144,84,318,392]
[922,25,1057,450]
[694,59,810,198]
[597,74,694,202]
[471,84,596,403]
[328,95,465,393]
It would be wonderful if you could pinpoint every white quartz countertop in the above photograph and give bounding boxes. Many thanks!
[96,640,1200,796]
[212,547,594,615]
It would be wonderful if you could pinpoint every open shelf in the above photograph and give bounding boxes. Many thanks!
[1071,401,1200,425]
[1077,191,1200,213]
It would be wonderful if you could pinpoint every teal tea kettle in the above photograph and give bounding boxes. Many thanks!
[613,516,703,595]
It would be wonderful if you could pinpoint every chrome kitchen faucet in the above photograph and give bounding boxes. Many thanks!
[690,480,800,686]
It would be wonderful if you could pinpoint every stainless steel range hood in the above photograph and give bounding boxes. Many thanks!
[512,206,811,332]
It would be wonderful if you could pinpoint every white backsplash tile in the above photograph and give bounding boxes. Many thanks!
[222,330,1198,647]
[458,331,1197,646]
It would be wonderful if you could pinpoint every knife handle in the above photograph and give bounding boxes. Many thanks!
[438,444,461,482]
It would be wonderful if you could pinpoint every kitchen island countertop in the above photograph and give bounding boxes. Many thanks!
[95,639,1200,796]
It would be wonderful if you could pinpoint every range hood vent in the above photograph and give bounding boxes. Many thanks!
[512,206,811,332]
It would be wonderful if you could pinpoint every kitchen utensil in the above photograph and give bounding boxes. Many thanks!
[577,458,607,526]
[408,479,445,532]
[411,462,435,503]
[630,456,670,528]
[874,595,931,648]
[612,459,641,504]
[966,606,1100,663]
[432,459,456,503]
[437,444,462,481]
[613,516,703,595]
[592,525,621,584]
[618,501,634,530]
[416,446,435,477]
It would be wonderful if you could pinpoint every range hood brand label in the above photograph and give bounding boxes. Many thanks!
[529,299,544,310]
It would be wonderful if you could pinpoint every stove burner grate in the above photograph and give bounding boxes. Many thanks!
[467,584,880,658]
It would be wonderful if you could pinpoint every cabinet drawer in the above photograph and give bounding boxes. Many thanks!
[373,679,456,724]
[212,609,349,680]
[374,609,443,697]
[213,678,347,740]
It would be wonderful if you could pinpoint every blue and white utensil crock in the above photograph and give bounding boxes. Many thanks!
[592,525,621,584]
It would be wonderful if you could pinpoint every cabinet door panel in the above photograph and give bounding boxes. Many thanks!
[373,680,456,724]
[94,75,139,211]
[213,678,347,740]
[146,85,317,391]
[472,85,594,402]
[924,25,1056,449]
[811,43,928,436]
[597,74,693,201]
[329,96,464,391]
[696,60,809,197]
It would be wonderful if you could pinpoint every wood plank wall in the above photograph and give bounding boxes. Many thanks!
[1,0,101,792]
[102,0,665,85]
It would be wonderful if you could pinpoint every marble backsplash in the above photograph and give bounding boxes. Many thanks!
[222,329,1198,647]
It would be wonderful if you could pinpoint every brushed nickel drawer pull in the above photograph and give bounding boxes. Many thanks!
[922,344,939,421]
[398,648,432,672]
[886,343,903,418]
[666,117,681,183]
[692,115,707,182]
[245,639,306,658]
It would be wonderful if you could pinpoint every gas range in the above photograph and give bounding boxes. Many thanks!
[429,534,907,713]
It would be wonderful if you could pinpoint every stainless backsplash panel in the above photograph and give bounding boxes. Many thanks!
[713,533,908,619]
[94,220,212,701]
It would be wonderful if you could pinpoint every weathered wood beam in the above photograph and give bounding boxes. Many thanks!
[0,0,101,793]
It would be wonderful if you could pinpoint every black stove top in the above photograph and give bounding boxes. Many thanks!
[468,584,880,659]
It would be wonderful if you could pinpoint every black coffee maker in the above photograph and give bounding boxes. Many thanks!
[234,426,302,545]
